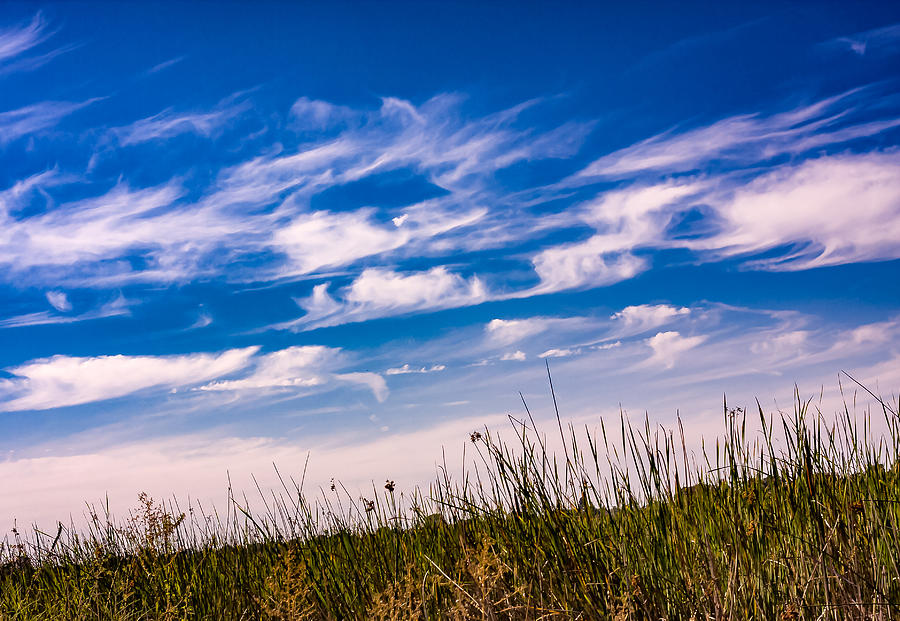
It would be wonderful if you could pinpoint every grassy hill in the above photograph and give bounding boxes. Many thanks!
[2,388,899,620]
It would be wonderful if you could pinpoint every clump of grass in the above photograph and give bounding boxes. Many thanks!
[2,374,899,619]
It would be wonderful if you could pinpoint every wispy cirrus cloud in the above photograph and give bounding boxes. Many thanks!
[143,55,185,76]
[109,95,250,146]
[290,97,356,131]
[0,181,188,281]
[208,93,590,212]
[570,88,900,180]
[533,133,900,285]
[0,13,48,63]
[824,23,900,57]
[0,16,91,136]
[2,84,899,325]
[0,294,133,329]
[0,93,587,291]
[0,12,75,75]
[0,99,101,145]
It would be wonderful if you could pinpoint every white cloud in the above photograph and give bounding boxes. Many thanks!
[211,92,588,213]
[291,267,488,330]
[0,343,391,411]
[2,86,898,313]
[0,293,132,329]
[0,347,259,411]
[45,290,71,312]
[827,23,900,57]
[111,99,248,146]
[191,313,213,329]
[528,182,700,293]
[806,319,900,366]
[3,304,900,532]
[750,330,808,355]
[290,97,355,130]
[273,209,407,274]
[0,93,581,290]
[0,13,42,57]
[385,363,446,375]
[531,243,647,292]
[0,13,56,72]
[144,56,185,75]
[572,89,900,179]
[345,267,484,308]
[583,183,703,228]
[690,152,900,270]
[544,147,900,283]
[0,182,184,274]
[847,321,897,346]
[199,346,388,402]
[612,304,690,331]
[0,99,100,145]
[645,331,706,368]
[333,372,389,402]
[500,350,526,361]
[538,348,581,359]
[273,200,485,278]
[485,318,550,345]
[0,178,282,286]
[198,346,334,391]
[0,311,63,329]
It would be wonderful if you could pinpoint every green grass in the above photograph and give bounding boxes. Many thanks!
[2,378,900,619]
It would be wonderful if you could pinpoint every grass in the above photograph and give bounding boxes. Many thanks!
[2,374,900,619]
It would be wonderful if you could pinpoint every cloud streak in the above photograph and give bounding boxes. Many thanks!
[0,341,393,411]
[571,88,900,180]
[689,152,900,270]
[0,99,100,145]
[0,294,132,329]
[0,347,259,411]
[385,363,446,375]
[198,345,388,402]
[825,23,900,57]
[0,77,898,328]
[109,96,250,146]
[289,266,489,330]
[0,12,68,75]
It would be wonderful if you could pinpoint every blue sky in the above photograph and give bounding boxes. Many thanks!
[2,2,900,529]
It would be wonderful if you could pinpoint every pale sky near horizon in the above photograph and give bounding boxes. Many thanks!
[1,1,899,530]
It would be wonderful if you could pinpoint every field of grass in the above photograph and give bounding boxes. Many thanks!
[2,378,899,620]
